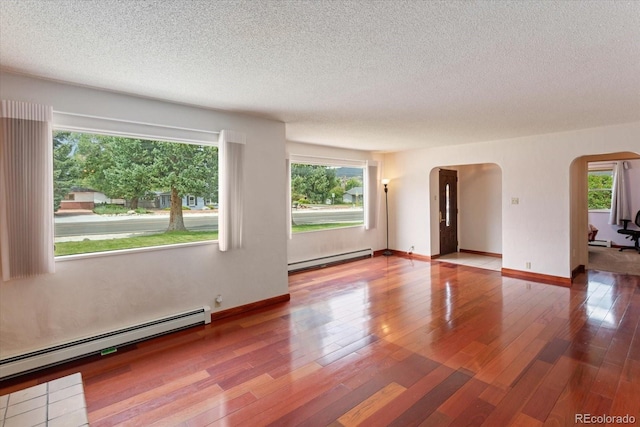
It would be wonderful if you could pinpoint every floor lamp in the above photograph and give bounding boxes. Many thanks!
[382,179,392,256]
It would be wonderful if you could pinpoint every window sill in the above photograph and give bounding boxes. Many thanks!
[292,224,365,235]
[55,239,218,262]
[588,209,611,213]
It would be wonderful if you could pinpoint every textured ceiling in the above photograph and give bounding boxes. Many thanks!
[1,0,639,152]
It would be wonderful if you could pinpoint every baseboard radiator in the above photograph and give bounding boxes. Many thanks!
[288,248,373,272]
[589,239,612,248]
[0,306,211,380]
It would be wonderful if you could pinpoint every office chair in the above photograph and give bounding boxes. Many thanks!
[617,210,640,253]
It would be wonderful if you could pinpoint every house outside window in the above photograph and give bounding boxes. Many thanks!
[53,131,218,256]
[290,161,364,233]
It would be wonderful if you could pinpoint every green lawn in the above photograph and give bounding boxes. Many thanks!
[55,223,363,256]
[55,231,218,256]
[292,222,363,233]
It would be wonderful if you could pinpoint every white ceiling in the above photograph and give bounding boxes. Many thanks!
[1,1,639,152]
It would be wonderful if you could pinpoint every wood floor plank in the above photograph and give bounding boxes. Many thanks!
[417,410,453,427]
[252,361,322,399]
[266,383,352,427]
[1,257,638,426]
[388,370,472,427]
[89,370,210,423]
[508,412,544,427]
[448,397,496,427]
[492,338,547,390]
[437,378,489,420]
[520,356,579,421]
[591,360,625,399]
[542,356,599,426]
[481,359,552,426]
[363,364,456,427]
[337,382,406,426]
[474,322,546,385]
[608,379,640,423]
[120,373,270,426]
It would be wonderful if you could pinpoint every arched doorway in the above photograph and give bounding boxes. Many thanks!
[570,151,640,277]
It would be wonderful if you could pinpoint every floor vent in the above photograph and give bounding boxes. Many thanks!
[288,249,373,272]
[0,306,211,380]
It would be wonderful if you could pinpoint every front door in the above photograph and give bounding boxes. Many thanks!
[439,169,458,255]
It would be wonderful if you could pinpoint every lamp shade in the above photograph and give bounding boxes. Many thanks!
[381,178,390,185]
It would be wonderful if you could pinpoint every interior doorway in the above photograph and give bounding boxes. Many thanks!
[431,163,502,267]
[439,169,458,255]
[569,151,640,277]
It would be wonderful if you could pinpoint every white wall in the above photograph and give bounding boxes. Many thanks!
[386,122,640,279]
[458,163,502,254]
[286,142,386,264]
[0,72,288,357]
[588,159,640,245]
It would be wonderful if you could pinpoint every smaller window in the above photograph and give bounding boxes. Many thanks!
[588,169,613,210]
[188,195,196,206]
[290,162,364,233]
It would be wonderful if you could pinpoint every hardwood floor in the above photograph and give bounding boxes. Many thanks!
[1,256,639,426]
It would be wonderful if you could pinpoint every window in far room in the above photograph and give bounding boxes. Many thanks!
[53,131,218,256]
[290,162,365,233]
[588,168,613,210]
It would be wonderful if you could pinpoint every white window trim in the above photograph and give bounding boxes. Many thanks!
[289,154,368,168]
[54,111,218,146]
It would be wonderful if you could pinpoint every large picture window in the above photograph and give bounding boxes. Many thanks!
[53,131,218,256]
[290,162,364,233]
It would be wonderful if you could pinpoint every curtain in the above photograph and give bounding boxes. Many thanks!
[0,100,55,281]
[286,157,292,239]
[218,130,246,251]
[364,161,378,230]
[609,161,631,226]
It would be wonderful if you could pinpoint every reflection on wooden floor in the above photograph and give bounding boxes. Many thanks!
[435,251,502,271]
[1,256,638,426]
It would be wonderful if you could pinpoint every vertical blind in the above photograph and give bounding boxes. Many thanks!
[0,100,55,281]
[218,130,246,251]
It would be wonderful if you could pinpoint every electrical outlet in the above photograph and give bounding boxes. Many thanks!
[526,262,531,269]
[215,295,223,304]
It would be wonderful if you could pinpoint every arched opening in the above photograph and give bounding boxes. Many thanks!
[570,151,640,277]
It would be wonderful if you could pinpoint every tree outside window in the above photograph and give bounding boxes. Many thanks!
[588,170,613,210]
[290,163,364,233]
